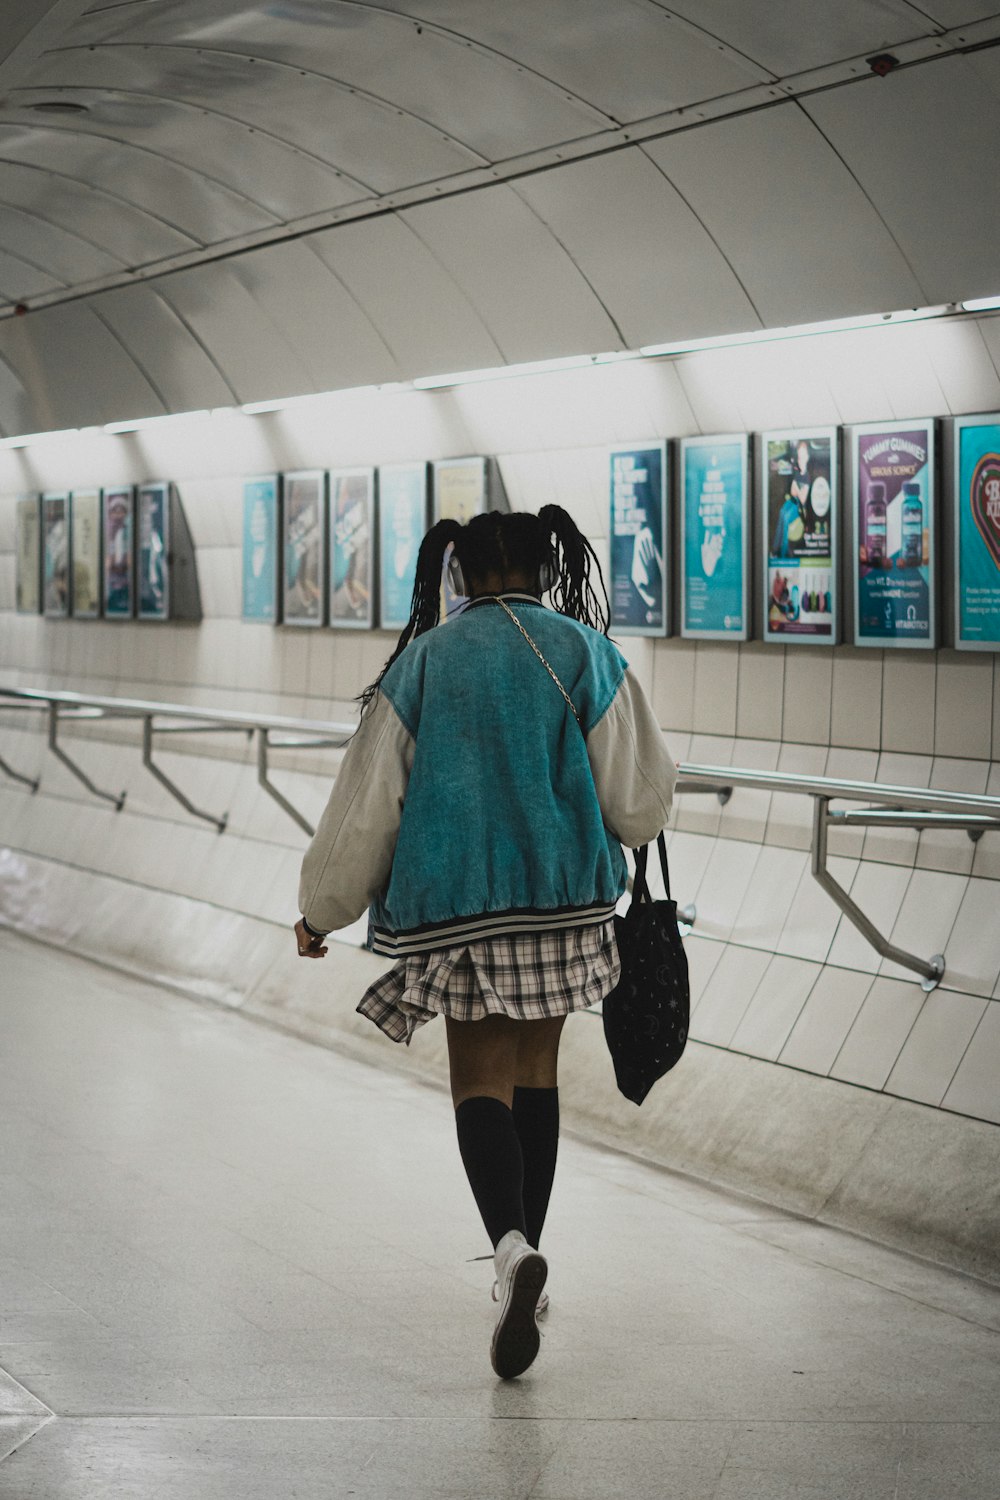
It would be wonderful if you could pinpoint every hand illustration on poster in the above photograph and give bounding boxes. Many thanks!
[681,436,748,639]
[955,416,1000,650]
[609,444,668,635]
[763,430,837,642]
[854,422,935,648]
[242,475,279,622]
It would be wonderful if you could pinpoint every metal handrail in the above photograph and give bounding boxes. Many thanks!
[2,688,998,990]
[0,686,353,836]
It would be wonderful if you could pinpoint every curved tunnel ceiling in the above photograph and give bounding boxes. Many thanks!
[0,0,999,433]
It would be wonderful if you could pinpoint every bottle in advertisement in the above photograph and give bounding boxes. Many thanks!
[901,481,923,567]
[865,482,887,567]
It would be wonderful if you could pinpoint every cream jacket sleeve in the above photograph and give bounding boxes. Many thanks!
[587,666,677,847]
[298,693,414,935]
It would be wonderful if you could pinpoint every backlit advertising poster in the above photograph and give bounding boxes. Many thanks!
[762,429,838,643]
[680,434,749,640]
[282,470,325,626]
[433,456,486,621]
[15,496,41,614]
[138,481,169,620]
[853,420,936,649]
[330,467,374,629]
[42,492,70,618]
[103,486,134,618]
[70,488,101,618]
[954,415,1000,651]
[242,474,280,622]
[609,442,668,636]
[379,462,428,631]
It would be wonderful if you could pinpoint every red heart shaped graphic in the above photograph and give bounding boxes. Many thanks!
[971,453,1000,570]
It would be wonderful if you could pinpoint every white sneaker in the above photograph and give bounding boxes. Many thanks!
[492,1279,549,1318]
[490,1230,548,1379]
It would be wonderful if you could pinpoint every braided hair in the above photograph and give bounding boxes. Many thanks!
[357,505,609,716]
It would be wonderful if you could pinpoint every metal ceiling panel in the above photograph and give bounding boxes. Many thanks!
[0,202,123,282]
[664,0,937,74]
[0,300,163,429]
[514,147,759,348]
[0,123,278,243]
[0,345,31,435]
[153,262,314,403]
[31,44,481,191]
[804,56,1000,304]
[72,0,611,160]
[93,283,238,412]
[915,2,1000,23]
[0,248,64,302]
[401,186,622,363]
[1,92,368,221]
[367,0,771,119]
[226,240,397,391]
[643,103,927,325]
[0,158,196,263]
[309,214,503,378]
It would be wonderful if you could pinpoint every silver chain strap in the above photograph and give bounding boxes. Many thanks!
[493,597,581,725]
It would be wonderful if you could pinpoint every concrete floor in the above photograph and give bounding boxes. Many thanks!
[1,931,999,1500]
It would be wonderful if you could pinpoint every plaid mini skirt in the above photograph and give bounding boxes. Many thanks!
[356,917,621,1045]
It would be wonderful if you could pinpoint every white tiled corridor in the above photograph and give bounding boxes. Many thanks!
[2,929,999,1500]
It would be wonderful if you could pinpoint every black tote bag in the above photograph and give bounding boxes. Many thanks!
[602,831,690,1105]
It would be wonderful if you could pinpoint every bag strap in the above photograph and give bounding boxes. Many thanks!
[494,597,581,725]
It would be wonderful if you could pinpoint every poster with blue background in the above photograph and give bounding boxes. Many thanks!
[681,435,749,639]
[379,462,428,630]
[242,475,279,622]
[955,416,1000,650]
[853,421,936,649]
[609,443,668,635]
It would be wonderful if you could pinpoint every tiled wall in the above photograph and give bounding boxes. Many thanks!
[1,315,998,1132]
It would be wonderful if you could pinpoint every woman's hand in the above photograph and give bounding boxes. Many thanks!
[295,917,328,958]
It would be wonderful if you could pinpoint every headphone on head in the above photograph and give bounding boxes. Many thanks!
[448,548,556,599]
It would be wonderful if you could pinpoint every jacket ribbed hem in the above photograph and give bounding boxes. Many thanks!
[368,900,618,957]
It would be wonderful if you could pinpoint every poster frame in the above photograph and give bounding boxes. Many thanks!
[851,418,938,651]
[137,480,170,621]
[952,412,1000,653]
[378,461,429,632]
[69,487,102,618]
[679,432,750,642]
[432,455,488,621]
[328,466,376,631]
[42,491,71,619]
[760,426,839,646]
[15,495,41,615]
[608,440,670,638]
[241,473,281,624]
[281,469,327,628]
[102,485,135,619]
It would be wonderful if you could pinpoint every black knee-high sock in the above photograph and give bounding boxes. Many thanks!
[454,1096,527,1250]
[512,1086,560,1249]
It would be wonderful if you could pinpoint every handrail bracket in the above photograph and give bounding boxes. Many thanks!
[812,796,945,992]
[48,703,125,811]
[257,728,316,837]
[0,753,40,793]
[142,717,227,833]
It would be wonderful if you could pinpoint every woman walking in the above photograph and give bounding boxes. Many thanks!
[295,506,676,1378]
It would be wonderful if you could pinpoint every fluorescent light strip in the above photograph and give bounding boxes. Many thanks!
[104,408,211,434]
[0,426,81,449]
[412,351,640,390]
[639,305,953,358]
[960,294,1000,313]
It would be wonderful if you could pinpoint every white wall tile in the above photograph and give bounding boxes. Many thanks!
[689,944,771,1046]
[915,756,990,877]
[972,765,1000,882]
[689,838,762,942]
[778,965,874,1076]
[764,743,828,851]
[862,751,933,867]
[880,654,936,755]
[729,954,820,1062]
[681,932,725,1008]
[692,642,739,737]
[830,976,927,1090]
[823,747,880,857]
[940,1000,1000,1126]
[651,639,697,732]
[934,652,994,761]
[717,737,780,843]
[885,989,988,1108]
[673,734,734,837]
[732,845,809,952]
[943,877,1000,999]
[777,855,859,964]
[826,859,912,974]
[735,643,785,742]
[781,648,833,746]
[880,868,968,985]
